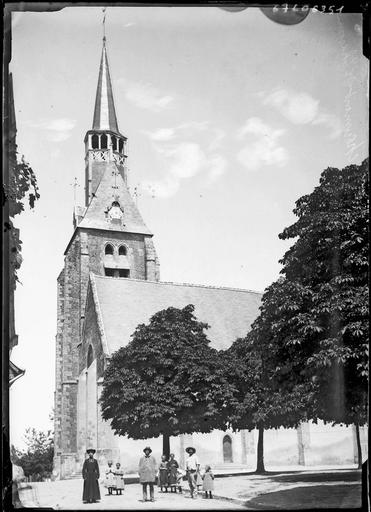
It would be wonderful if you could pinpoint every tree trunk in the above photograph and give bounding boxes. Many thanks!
[355,423,362,469]
[256,426,265,474]
[162,433,170,459]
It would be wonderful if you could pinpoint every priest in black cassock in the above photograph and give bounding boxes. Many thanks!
[82,449,101,503]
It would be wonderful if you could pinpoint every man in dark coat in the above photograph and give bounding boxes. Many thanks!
[82,449,101,503]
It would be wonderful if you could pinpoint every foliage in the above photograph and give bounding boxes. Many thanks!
[101,305,232,446]
[240,160,368,428]
[224,332,312,431]
[4,154,40,284]
[223,160,368,470]
[223,325,313,473]
[275,160,369,425]
[6,155,40,217]
[11,429,54,480]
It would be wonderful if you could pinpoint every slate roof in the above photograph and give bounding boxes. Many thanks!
[90,273,262,355]
[92,39,119,134]
[77,162,152,235]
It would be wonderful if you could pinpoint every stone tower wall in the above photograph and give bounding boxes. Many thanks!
[60,235,81,455]
[85,229,156,281]
[55,227,160,478]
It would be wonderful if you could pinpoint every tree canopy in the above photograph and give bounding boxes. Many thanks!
[11,428,54,480]
[100,304,232,455]
[273,160,369,425]
[234,160,368,429]
[223,160,368,470]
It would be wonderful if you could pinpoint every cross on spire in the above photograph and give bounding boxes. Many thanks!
[70,177,80,206]
[102,7,106,42]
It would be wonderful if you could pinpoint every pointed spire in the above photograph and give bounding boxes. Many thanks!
[92,37,119,133]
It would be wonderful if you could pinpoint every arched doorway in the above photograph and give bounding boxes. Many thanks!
[223,435,233,463]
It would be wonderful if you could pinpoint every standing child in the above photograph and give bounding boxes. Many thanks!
[114,463,125,495]
[176,469,184,494]
[196,468,203,491]
[104,460,115,496]
[202,465,214,499]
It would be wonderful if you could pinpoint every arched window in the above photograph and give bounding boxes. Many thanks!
[92,134,99,149]
[118,139,124,153]
[101,133,108,149]
[118,245,127,256]
[105,244,114,255]
[87,345,94,368]
[223,435,233,463]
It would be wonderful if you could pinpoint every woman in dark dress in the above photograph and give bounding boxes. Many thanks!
[167,453,179,492]
[82,449,101,503]
[158,455,169,492]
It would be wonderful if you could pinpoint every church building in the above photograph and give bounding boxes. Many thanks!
[53,37,366,479]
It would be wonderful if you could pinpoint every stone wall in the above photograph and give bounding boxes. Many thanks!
[55,223,159,478]
[85,229,151,280]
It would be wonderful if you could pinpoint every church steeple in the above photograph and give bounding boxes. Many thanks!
[92,37,119,133]
[84,37,128,206]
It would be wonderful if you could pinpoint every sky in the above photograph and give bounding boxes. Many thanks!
[9,6,368,449]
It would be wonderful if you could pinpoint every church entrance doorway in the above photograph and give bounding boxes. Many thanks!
[223,435,233,463]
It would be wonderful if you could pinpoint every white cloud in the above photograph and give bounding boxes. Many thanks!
[158,142,206,179]
[142,123,227,198]
[148,128,176,142]
[312,112,343,139]
[24,118,76,142]
[262,88,342,139]
[237,117,289,171]
[206,154,227,183]
[123,81,174,112]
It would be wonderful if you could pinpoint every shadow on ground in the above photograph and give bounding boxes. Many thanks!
[271,470,361,484]
[245,483,362,510]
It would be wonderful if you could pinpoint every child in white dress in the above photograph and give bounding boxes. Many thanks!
[104,461,115,495]
[114,463,125,495]
[202,465,214,499]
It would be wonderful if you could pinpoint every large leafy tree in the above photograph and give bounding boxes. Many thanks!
[223,323,313,473]
[236,160,368,469]
[276,160,368,417]
[276,160,368,467]
[100,304,232,457]
[224,160,368,471]
[11,429,54,480]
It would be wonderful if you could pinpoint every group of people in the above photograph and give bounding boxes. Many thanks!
[82,445,215,504]
[104,460,125,495]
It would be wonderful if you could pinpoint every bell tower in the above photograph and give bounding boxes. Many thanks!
[84,36,128,206]
[54,35,160,479]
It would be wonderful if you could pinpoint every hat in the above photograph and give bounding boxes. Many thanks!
[185,446,196,454]
[143,446,152,453]
[86,448,96,454]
